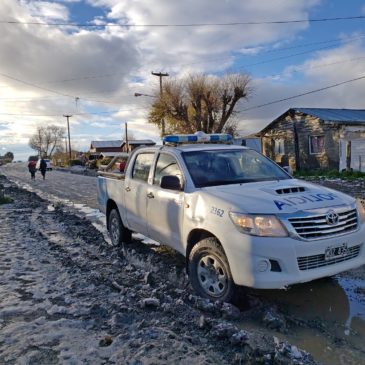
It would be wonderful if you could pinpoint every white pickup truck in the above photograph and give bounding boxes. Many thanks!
[97,134,365,302]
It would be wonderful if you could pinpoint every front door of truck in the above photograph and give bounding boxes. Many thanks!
[147,153,184,251]
[124,152,154,235]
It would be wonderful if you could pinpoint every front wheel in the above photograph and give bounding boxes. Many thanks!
[188,237,235,302]
[108,208,132,245]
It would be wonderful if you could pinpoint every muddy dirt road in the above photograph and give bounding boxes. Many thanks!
[1,165,365,364]
[0,175,316,364]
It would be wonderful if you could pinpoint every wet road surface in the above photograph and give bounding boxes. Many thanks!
[0,164,98,209]
[1,164,365,364]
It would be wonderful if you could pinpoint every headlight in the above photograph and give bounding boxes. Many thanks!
[356,199,365,223]
[229,212,288,237]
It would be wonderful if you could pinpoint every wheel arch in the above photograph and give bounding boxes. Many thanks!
[186,229,224,272]
[106,199,118,228]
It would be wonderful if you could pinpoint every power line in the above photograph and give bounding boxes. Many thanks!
[4,33,360,96]
[0,72,77,99]
[0,72,129,105]
[39,72,127,85]
[263,34,365,54]
[2,34,361,91]
[241,75,365,112]
[266,55,365,80]
[1,15,365,28]
[231,41,363,72]
[0,106,149,117]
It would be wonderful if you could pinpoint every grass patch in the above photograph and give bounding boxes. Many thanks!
[0,196,12,205]
[295,169,365,180]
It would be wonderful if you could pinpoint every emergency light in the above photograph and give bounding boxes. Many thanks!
[163,131,232,144]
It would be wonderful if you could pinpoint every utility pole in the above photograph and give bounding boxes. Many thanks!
[63,114,72,164]
[124,123,129,152]
[151,71,169,136]
[64,137,68,158]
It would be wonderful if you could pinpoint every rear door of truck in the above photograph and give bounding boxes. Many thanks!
[124,151,155,235]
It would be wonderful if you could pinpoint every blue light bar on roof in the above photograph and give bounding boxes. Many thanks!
[163,131,232,144]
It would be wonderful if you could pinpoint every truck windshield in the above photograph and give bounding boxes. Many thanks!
[182,149,291,187]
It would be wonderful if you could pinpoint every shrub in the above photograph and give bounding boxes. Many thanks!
[70,159,82,166]
[0,196,12,205]
[295,169,365,180]
[88,160,97,169]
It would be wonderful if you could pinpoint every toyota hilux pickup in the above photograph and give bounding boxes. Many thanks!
[97,133,365,302]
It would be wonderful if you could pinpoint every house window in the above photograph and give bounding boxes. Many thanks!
[309,135,325,154]
[274,139,285,154]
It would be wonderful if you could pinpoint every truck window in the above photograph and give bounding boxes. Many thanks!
[153,153,182,186]
[132,153,154,182]
[182,149,291,187]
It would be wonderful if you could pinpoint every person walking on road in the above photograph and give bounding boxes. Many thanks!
[39,158,47,180]
[28,160,36,180]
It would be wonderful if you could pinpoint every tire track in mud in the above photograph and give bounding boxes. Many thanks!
[0,175,319,364]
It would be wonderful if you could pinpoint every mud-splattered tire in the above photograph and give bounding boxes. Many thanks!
[108,209,132,245]
[188,237,235,302]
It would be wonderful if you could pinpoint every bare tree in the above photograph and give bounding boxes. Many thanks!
[29,125,66,158]
[4,151,14,162]
[148,73,251,135]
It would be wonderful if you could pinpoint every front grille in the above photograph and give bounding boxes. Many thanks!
[289,209,358,240]
[297,245,361,270]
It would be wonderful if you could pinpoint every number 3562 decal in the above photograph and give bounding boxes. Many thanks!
[210,206,224,217]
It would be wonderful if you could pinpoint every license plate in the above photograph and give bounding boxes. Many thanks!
[324,243,348,261]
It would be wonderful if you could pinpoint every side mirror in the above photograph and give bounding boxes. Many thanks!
[160,175,182,191]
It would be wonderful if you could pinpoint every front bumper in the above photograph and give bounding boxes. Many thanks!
[221,222,365,289]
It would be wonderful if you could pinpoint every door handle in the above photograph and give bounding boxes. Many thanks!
[125,186,131,192]
[147,192,154,199]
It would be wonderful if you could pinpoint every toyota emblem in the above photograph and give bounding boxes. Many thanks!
[326,211,339,226]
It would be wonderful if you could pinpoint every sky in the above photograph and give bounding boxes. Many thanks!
[1,0,365,160]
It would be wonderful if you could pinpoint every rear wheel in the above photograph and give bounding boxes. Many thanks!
[188,237,235,302]
[108,208,132,245]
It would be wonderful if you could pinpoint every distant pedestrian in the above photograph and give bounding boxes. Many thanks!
[39,158,47,180]
[28,160,36,180]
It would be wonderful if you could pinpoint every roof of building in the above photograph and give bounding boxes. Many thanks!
[260,108,365,135]
[90,140,122,148]
[122,139,156,146]
[293,108,365,123]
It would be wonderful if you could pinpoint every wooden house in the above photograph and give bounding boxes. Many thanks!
[89,139,156,159]
[259,108,365,172]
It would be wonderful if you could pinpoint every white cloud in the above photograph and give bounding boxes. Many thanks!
[3,0,365,159]
[22,1,70,21]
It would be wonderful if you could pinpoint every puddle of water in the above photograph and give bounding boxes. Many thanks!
[241,277,365,365]
[242,321,365,365]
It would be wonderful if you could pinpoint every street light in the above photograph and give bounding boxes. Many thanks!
[134,92,168,136]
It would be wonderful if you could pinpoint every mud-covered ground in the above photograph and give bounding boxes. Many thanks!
[0,175,318,365]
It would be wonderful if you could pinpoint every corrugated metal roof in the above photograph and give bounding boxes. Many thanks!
[124,139,156,145]
[91,140,122,148]
[294,108,365,123]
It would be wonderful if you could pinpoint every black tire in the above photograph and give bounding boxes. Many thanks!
[108,208,132,245]
[188,237,235,302]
